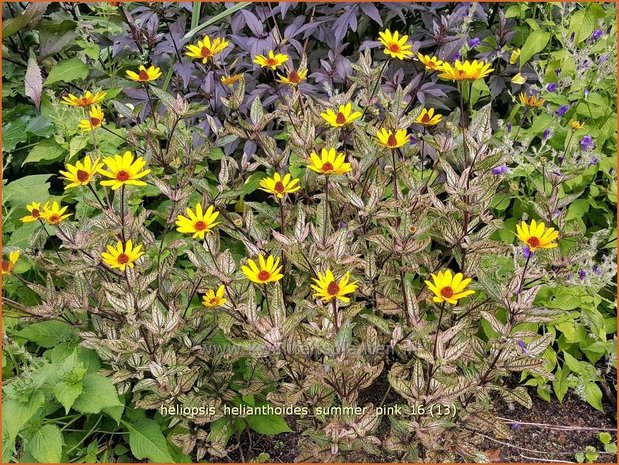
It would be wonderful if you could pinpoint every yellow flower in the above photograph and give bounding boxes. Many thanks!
[414,108,443,126]
[378,29,414,60]
[511,73,527,85]
[259,172,301,199]
[320,103,362,128]
[253,50,288,70]
[510,48,521,65]
[101,240,144,272]
[221,74,244,86]
[41,201,71,225]
[99,151,151,190]
[417,52,444,71]
[185,36,229,63]
[78,105,104,132]
[20,202,44,223]
[519,92,545,108]
[241,254,283,285]
[425,270,475,305]
[59,156,104,190]
[276,68,307,86]
[311,270,357,303]
[126,65,162,82]
[516,219,559,252]
[61,90,106,107]
[376,128,408,149]
[307,148,351,176]
[2,251,20,275]
[202,285,227,308]
[438,60,494,81]
[175,203,220,240]
[569,120,584,130]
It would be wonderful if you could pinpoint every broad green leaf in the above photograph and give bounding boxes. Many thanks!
[72,373,122,413]
[3,174,52,208]
[562,351,582,374]
[122,418,175,463]
[520,30,550,66]
[584,382,604,411]
[2,2,48,38]
[3,391,45,442]
[23,139,66,165]
[17,320,75,348]
[246,414,292,435]
[569,9,596,44]
[27,424,63,463]
[54,379,84,413]
[44,58,89,85]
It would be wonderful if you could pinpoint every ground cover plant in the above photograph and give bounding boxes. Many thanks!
[2,2,617,463]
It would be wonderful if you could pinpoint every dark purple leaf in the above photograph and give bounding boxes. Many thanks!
[360,3,383,26]
[25,55,42,109]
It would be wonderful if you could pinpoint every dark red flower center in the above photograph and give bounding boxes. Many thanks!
[322,162,334,172]
[48,214,60,224]
[288,70,300,83]
[116,170,130,181]
[257,270,271,282]
[527,237,540,248]
[421,113,431,123]
[201,46,212,57]
[335,112,347,125]
[117,253,129,264]
[194,220,208,231]
[78,98,90,106]
[274,181,285,193]
[138,69,150,81]
[327,281,340,296]
[2,261,10,272]
[90,117,101,127]
[77,170,90,182]
[31,209,40,218]
[387,133,398,147]
[265,58,278,67]
[388,43,401,52]
[440,286,454,298]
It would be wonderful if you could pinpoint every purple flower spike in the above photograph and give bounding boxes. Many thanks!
[580,135,594,151]
[546,83,558,93]
[506,122,512,133]
[517,340,529,355]
[578,269,587,280]
[452,51,462,61]
[570,32,576,42]
[468,37,481,48]
[589,156,600,166]
[543,129,552,140]
[593,264,602,275]
[491,164,510,175]
[511,422,522,430]
[338,221,348,229]
[409,135,418,145]
[599,54,609,64]
[591,29,603,42]
[522,246,533,259]
[556,105,569,117]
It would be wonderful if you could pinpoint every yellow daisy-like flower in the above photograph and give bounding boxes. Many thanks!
[320,103,362,128]
[61,90,106,107]
[511,73,527,85]
[221,74,244,86]
[376,128,408,149]
[126,65,162,82]
[41,201,71,225]
[307,148,351,176]
[101,240,144,272]
[510,48,521,65]
[175,203,220,240]
[99,151,151,190]
[78,105,104,132]
[253,50,288,70]
[515,219,559,252]
[259,172,301,199]
[417,52,444,71]
[425,270,475,305]
[59,156,104,190]
[202,285,227,308]
[20,202,44,223]
[414,108,443,126]
[378,29,414,60]
[438,60,494,81]
[276,68,307,86]
[241,254,284,285]
[519,92,545,108]
[185,36,229,63]
[569,120,584,130]
[2,251,20,275]
[311,270,357,303]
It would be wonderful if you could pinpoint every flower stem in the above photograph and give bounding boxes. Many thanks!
[279,197,286,274]
[361,59,388,120]
[120,185,126,242]
[517,253,532,294]
[323,175,329,246]
[331,298,339,331]
[262,283,270,315]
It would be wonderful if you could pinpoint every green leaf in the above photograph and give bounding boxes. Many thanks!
[563,351,582,374]
[568,9,596,44]
[27,424,63,463]
[23,139,66,165]
[3,174,52,208]
[122,418,175,463]
[598,432,612,445]
[72,373,122,413]
[17,321,75,348]
[520,30,550,66]
[246,414,292,435]
[2,2,48,38]
[44,58,89,85]
[184,2,251,39]
[3,391,45,442]
[54,379,84,413]
[584,382,604,411]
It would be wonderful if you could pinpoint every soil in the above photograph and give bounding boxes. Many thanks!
[222,372,617,463]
